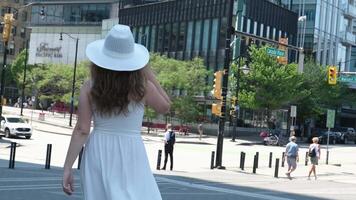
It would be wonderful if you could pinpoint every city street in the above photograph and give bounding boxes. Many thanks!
[0,106,356,199]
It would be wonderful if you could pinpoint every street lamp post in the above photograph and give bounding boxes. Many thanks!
[231,56,249,142]
[59,32,79,127]
[20,38,29,116]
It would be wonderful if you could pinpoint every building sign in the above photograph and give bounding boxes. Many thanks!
[36,42,63,58]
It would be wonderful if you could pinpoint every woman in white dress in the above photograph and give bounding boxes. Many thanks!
[62,24,171,200]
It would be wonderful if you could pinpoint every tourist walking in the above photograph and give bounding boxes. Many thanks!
[62,24,171,200]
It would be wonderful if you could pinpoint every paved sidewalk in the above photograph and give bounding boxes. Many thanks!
[2,106,356,199]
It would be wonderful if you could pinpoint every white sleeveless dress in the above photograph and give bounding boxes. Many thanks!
[80,103,162,200]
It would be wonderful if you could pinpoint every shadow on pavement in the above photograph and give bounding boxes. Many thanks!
[157,174,331,200]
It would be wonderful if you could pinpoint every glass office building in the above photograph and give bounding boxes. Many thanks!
[275,0,356,71]
[119,0,298,73]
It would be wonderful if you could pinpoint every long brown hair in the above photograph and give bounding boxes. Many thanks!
[89,63,146,116]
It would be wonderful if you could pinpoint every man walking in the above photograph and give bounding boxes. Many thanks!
[285,136,299,179]
[162,124,175,170]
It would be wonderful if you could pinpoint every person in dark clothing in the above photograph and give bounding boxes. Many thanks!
[162,124,175,170]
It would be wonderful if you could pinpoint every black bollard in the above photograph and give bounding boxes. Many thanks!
[241,152,246,171]
[255,152,259,168]
[326,150,329,165]
[268,152,273,168]
[9,142,16,169]
[45,144,52,169]
[281,152,285,167]
[252,155,257,174]
[156,150,162,170]
[77,147,84,170]
[274,158,280,178]
[305,151,308,166]
[239,152,244,169]
[210,151,215,169]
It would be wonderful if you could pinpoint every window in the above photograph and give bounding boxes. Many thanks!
[177,22,186,51]
[202,19,210,51]
[186,21,194,53]
[194,20,202,51]
[211,19,219,50]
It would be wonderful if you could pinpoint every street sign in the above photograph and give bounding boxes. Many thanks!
[338,75,356,83]
[290,105,297,117]
[326,109,335,128]
[266,47,285,57]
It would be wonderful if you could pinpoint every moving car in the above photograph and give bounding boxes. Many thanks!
[0,115,32,139]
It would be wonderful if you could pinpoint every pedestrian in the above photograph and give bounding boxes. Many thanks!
[162,123,175,170]
[198,123,203,140]
[62,24,171,200]
[285,136,299,179]
[308,137,321,180]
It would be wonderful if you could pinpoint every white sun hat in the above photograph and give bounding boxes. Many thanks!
[86,24,149,71]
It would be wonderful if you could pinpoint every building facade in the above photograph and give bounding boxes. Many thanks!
[26,0,125,65]
[276,0,356,72]
[119,0,298,74]
[0,0,30,64]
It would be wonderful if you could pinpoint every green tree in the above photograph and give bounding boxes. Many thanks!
[297,59,356,121]
[149,54,210,123]
[238,46,305,114]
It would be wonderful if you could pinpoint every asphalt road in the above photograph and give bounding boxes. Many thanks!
[0,165,332,200]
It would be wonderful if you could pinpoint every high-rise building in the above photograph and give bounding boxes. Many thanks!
[274,0,356,72]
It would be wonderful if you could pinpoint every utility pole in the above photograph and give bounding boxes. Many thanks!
[215,0,234,169]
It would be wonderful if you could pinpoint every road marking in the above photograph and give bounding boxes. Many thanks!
[156,177,294,200]
[0,183,80,191]
[0,177,79,182]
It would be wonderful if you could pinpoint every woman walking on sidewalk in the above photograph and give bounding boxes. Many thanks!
[308,137,321,180]
[62,24,171,200]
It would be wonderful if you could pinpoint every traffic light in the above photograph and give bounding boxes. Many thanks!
[328,66,337,85]
[212,103,222,116]
[213,71,223,99]
[231,96,237,107]
[2,13,13,42]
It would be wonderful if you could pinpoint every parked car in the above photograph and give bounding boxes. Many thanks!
[318,131,343,144]
[334,127,356,144]
[0,115,32,139]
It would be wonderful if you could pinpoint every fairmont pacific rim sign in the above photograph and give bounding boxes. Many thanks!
[36,42,63,58]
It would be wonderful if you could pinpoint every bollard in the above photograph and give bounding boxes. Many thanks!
[156,150,162,170]
[9,142,16,169]
[239,152,244,169]
[252,155,257,174]
[255,152,259,168]
[274,158,280,178]
[77,147,84,170]
[281,152,285,167]
[269,152,273,168]
[241,152,246,171]
[210,151,215,169]
[305,151,308,166]
[326,150,329,165]
[45,144,52,169]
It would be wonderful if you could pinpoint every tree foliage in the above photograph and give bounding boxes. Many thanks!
[149,54,210,123]
[11,50,90,106]
[238,45,304,111]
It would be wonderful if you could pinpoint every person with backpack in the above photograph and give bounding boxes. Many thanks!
[162,124,175,170]
[308,137,321,180]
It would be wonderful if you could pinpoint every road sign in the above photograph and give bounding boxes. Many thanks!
[266,47,285,57]
[326,109,335,128]
[338,75,356,83]
[290,105,297,117]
